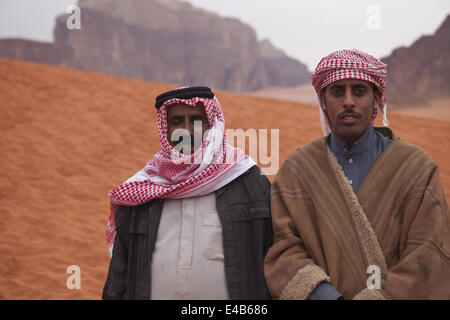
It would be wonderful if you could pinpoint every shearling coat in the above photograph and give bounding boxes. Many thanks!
[264,128,450,299]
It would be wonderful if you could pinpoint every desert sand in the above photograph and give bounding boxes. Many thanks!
[0,57,449,299]
[388,97,450,121]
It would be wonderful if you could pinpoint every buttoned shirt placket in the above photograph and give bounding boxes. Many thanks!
[175,197,196,296]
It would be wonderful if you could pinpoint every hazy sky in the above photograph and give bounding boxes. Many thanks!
[0,0,449,71]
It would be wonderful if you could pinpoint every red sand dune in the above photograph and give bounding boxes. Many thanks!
[389,97,450,121]
[0,57,449,299]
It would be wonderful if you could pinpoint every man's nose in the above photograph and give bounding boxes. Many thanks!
[189,119,205,136]
[342,89,356,108]
[183,118,195,135]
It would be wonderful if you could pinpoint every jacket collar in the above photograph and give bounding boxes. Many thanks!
[329,125,377,155]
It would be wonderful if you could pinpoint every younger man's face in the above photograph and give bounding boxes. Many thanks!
[320,79,380,145]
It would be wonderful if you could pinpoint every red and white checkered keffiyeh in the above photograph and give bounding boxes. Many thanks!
[311,49,388,135]
[106,94,255,255]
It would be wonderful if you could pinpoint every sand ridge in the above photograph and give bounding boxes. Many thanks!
[0,57,448,299]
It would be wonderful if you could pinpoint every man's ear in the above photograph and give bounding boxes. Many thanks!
[373,86,382,105]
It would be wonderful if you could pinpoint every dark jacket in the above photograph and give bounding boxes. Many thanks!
[102,165,272,300]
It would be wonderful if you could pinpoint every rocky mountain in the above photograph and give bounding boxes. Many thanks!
[0,0,311,92]
[259,39,311,87]
[0,39,70,65]
[382,14,450,105]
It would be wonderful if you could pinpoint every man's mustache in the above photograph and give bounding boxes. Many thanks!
[338,109,361,119]
[173,135,193,144]
[172,135,203,153]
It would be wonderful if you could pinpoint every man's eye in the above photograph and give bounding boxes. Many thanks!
[331,89,342,96]
[354,88,366,96]
[171,121,182,126]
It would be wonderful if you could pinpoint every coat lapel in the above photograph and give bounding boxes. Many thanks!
[326,144,389,278]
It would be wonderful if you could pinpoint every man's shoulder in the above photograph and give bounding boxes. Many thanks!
[281,137,328,171]
[390,137,437,168]
[227,165,270,189]
[376,127,434,164]
[217,165,270,202]
[271,137,329,191]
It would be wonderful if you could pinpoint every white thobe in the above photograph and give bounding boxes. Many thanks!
[151,193,229,299]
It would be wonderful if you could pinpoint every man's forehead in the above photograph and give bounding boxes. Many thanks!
[328,79,371,88]
[167,103,206,116]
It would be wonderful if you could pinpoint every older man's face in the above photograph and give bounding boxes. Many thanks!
[166,103,210,154]
[321,79,380,145]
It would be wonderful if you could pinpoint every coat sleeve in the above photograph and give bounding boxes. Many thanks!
[263,160,336,300]
[354,165,450,300]
[102,207,130,300]
[260,170,274,260]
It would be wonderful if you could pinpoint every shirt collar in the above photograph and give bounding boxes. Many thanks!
[329,125,377,154]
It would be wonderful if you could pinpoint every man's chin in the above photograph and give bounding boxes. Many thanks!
[334,126,366,144]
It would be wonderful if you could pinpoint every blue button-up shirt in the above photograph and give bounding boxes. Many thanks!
[328,125,392,193]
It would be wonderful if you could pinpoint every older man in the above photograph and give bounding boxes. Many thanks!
[103,86,272,299]
[264,49,449,299]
